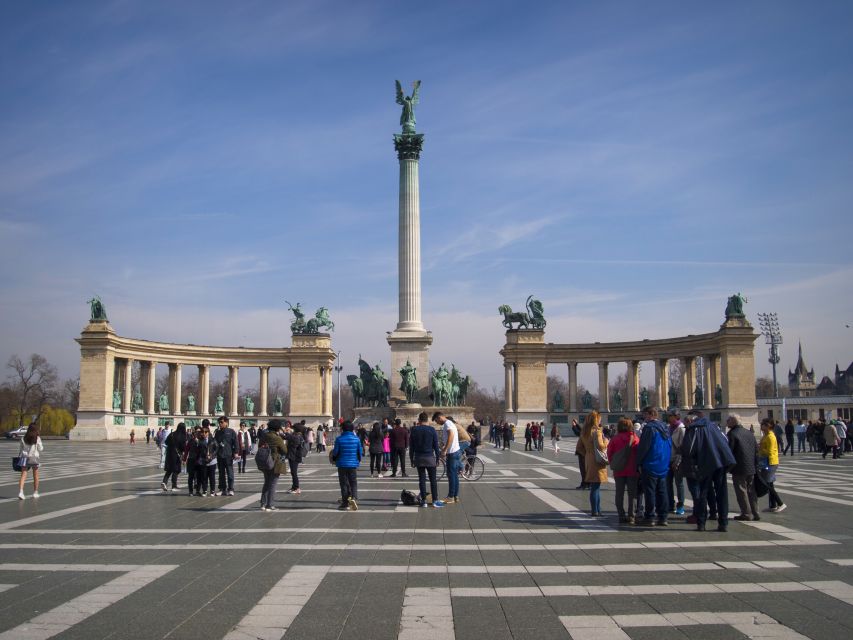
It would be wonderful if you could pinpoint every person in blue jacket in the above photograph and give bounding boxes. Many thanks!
[636,406,672,526]
[331,421,362,511]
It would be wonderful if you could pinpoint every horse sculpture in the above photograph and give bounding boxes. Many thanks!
[431,364,452,406]
[305,306,335,333]
[498,304,530,330]
[352,356,389,407]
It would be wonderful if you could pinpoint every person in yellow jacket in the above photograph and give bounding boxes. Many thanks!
[759,419,786,513]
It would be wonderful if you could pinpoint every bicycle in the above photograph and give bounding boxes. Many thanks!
[437,452,485,481]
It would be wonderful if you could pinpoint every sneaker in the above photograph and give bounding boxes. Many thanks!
[627,515,635,525]
[419,500,428,508]
[432,500,446,508]
[227,490,235,496]
[261,505,270,511]
[764,507,778,513]
[656,520,668,527]
[171,487,178,492]
[32,491,39,498]
[733,515,752,521]
[337,503,349,511]
[161,482,168,492]
[348,497,358,511]
[753,515,761,521]
[391,473,397,478]
[289,489,301,495]
[18,491,24,500]
[402,473,409,478]
[377,473,383,478]
[675,507,685,516]
[774,503,787,513]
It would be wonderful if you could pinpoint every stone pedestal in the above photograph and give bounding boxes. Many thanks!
[353,404,476,429]
[387,331,432,403]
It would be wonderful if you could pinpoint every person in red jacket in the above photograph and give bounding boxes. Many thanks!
[607,417,640,525]
[391,419,410,477]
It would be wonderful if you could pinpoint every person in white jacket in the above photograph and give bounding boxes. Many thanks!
[17,424,44,500]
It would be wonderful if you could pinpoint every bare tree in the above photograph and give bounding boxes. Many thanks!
[465,381,504,423]
[6,354,59,426]
[58,377,80,414]
[546,375,569,411]
[267,377,289,415]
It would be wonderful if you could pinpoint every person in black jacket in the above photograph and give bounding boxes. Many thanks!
[161,422,187,492]
[368,422,385,477]
[283,424,304,494]
[214,416,238,496]
[409,412,445,508]
[726,415,760,521]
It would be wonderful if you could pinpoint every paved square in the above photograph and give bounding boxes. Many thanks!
[1,440,852,639]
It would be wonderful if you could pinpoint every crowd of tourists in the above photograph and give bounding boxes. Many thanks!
[147,412,479,511]
[777,417,850,458]
[573,407,804,531]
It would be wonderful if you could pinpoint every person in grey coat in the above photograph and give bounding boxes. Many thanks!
[726,415,760,521]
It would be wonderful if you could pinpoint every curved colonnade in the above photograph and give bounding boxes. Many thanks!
[501,315,759,426]
[71,320,335,440]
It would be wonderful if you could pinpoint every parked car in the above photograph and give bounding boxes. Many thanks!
[4,426,27,439]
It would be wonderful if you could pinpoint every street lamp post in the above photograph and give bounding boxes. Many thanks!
[757,312,783,399]
[334,351,343,426]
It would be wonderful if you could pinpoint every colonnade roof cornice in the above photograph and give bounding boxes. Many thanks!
[77,328,335,368]
[500,325,757,364]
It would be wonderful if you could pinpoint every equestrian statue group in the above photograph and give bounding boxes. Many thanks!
[430,363,471,407]
[348,356,391,408]
[499,295,546,330]
[286,301,335,334]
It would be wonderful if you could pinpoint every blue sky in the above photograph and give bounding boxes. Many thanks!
[1,1,852,392]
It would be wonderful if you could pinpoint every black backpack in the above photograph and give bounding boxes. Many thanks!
[400,489,419,506]
[255,443,274,471]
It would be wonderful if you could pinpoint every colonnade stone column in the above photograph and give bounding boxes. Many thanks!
[144,361,157,414]
[169,363,182,415]
[707,355,718,408]
[598,362,610,412]
[655,359,669,409]
[626,360,639,412]
[504,364,514,413]
[259,366,269,416]
[681,356,695,410]
[568,362,578,412]
[198,365,210,415]
[122,359,133,413]
[228,366,239,416]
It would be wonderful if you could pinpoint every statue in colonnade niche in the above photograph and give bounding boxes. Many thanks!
[245,396,255,414]
[715,384,723,406]
[214,394,224,414]
[640,387,650,408]
[694,385,704,408]
[612,390,623,412]
[274,396,283,414]
[581,390,593,411]
[132,387,143,411]
[552,390,565,413]
[158,392,169,413]
[186,394,196,412]
[112,389,122,411]
[667,387,678,408]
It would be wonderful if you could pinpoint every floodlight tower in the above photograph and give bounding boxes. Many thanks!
[757,312,783,398]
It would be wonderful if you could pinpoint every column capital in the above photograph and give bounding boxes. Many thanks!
[394,133,425,160]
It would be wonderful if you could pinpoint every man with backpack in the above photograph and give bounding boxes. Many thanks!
[636,406,671,527]
[214,416,238,496]
[283,424,305,495]
[682,410,736,532]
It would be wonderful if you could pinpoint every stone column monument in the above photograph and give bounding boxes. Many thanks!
[388,80,432,403]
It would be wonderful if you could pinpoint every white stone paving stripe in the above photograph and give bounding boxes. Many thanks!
[218,494,265,511]
[827,559,853,566]
[518,481,613,531]
[399,586,454,640]
[322,562,797,574]
[532,468,567,479]
[0,584,13,594]
[0,564,177,640]
[475,454,496,464]
[507,450,561,465]
[0,492,159,531]
[768,486,853,507]
[560,611,810,640]
[223,566,326,640]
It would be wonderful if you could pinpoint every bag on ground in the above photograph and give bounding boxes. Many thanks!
[400,489,419,506]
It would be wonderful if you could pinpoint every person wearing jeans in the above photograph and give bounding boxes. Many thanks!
[759,420,787,513]
[259,420,287,511]
[577,411,608,517]
[607,418,639,524]
[434,411,462,503]
[666,412,686,515]
[636,406,671,526]
[332,420,362,511]
[683,411,736,532]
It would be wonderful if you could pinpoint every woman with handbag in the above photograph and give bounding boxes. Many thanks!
[576,411,609,516]
[759,419,787,513]
[16,424,43,500]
